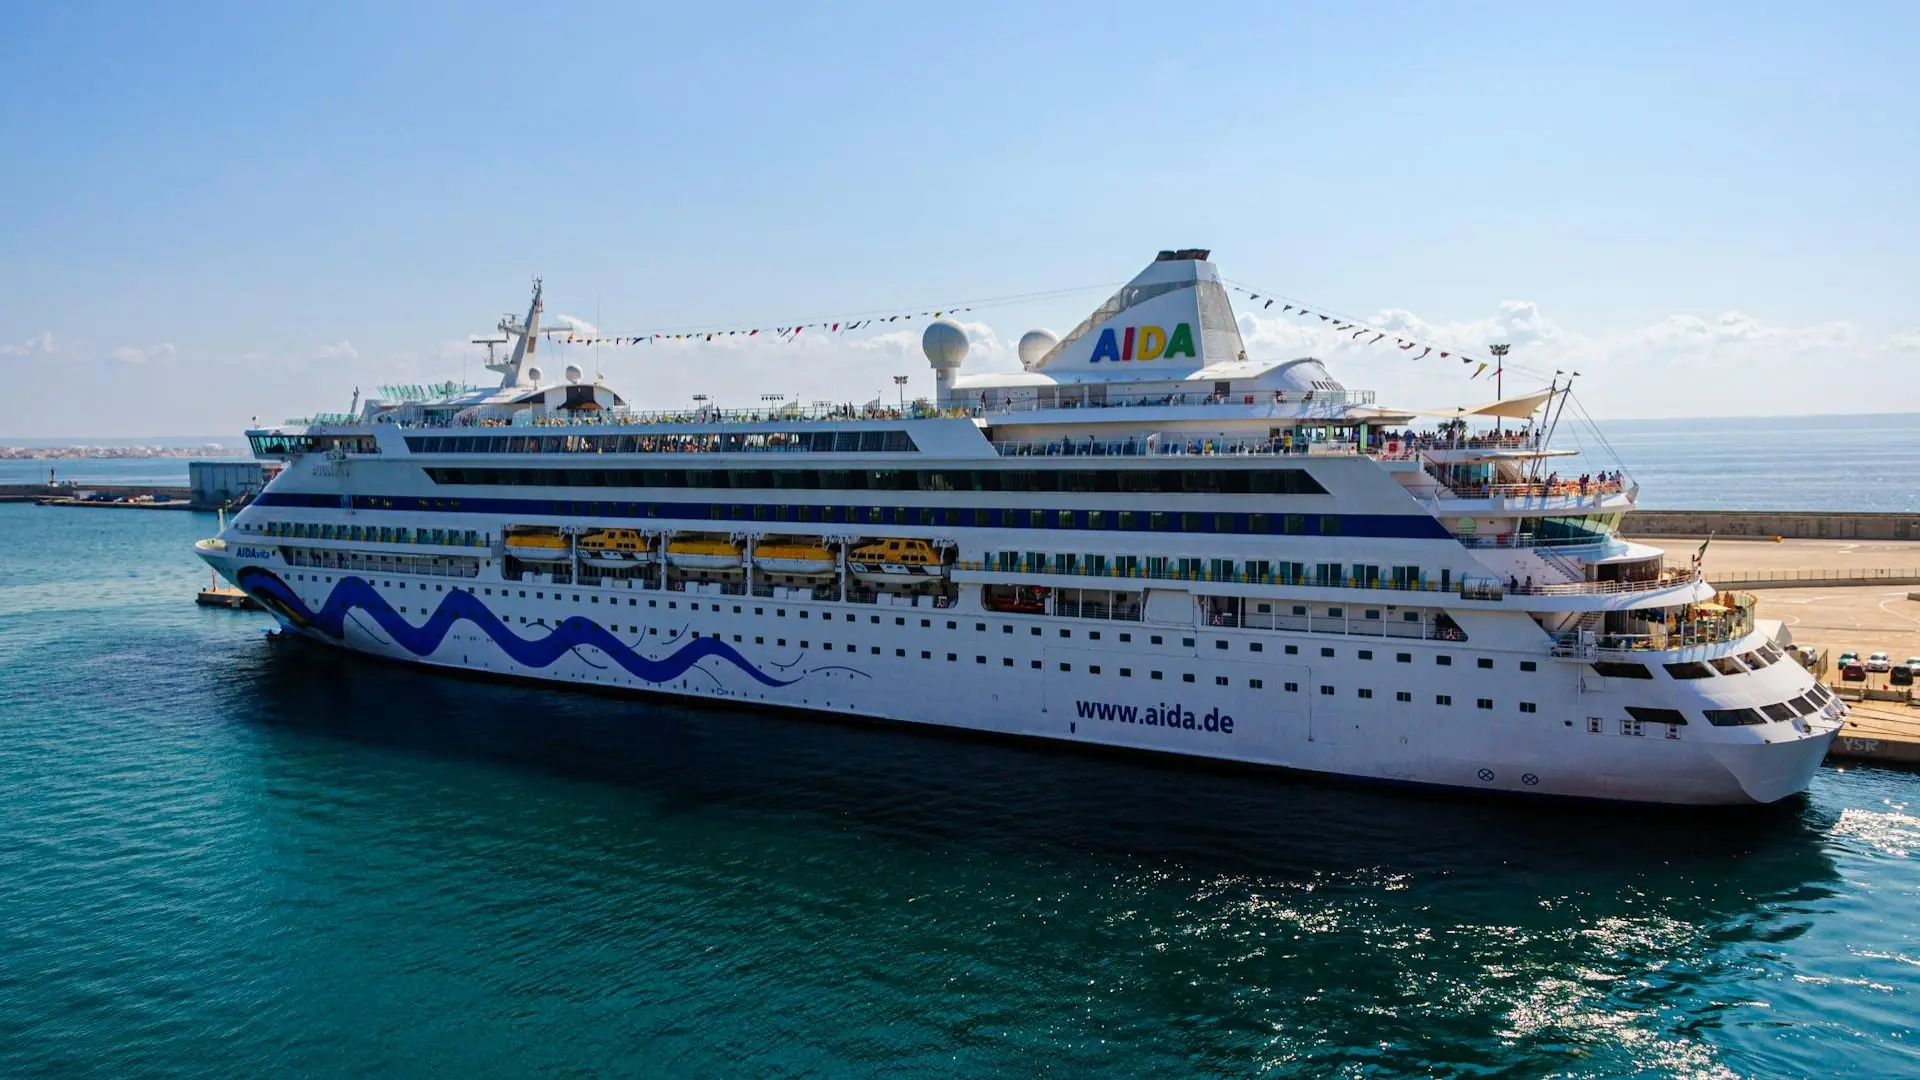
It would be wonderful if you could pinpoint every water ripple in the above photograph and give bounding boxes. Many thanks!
[1,504,1918,1078]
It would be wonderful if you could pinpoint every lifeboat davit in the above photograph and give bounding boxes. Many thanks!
[576,528,655,569]
[752,541,836,577]
[505,533,571,564]
[666,538,742,571]
[847,538,947,585]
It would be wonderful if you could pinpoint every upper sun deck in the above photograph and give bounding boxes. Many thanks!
[253,252,1628,519]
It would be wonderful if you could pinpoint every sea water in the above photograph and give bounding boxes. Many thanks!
[1559,412,1920,513]
[0,503,1917,1078]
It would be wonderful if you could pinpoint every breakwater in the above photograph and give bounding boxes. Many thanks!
[1623,509,1920,541]
[0,482,192,503]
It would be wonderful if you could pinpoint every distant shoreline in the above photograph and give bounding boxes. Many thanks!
[0,446,241,461]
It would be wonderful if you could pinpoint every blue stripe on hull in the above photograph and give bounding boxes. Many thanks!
[236,567,803,688]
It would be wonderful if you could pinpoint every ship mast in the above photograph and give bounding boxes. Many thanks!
[487,278,545,388]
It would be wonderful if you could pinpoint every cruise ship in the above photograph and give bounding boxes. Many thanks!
[196,251,1843,805]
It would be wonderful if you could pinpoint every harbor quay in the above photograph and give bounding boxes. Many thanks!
[1,461,273,510]
[1644,535,1920,766]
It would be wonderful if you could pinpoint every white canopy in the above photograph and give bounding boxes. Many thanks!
[1376,388,1557,421]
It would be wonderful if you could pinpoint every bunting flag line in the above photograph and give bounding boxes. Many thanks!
[536,277,1510,378]
[534,299,998,349]
[1223,280,1504,377]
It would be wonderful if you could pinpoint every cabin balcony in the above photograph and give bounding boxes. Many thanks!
[1547,591,1760,659]
[1428,475,1631,500]
[993,435,1355,458]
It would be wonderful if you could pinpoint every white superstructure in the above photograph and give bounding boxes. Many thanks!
[195,252,1843,805]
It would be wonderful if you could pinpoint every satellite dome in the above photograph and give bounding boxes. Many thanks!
[1017,328,1059,371]
[564,364,583,384]
[922,319,969,371]
[526,366,543,384]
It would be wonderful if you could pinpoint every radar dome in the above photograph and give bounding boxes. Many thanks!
[564,364,583,384]
[1017,328,1059,371]
[526,366,543,384]
[922,319,969,371]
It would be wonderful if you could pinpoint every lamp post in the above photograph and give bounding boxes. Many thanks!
[893,375,909,413]
[1489,344,1510,433]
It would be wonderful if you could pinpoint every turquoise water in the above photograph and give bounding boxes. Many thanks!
[2,504,1919,1078]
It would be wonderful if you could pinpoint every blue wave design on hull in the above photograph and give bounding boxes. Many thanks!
[238,567,802,688]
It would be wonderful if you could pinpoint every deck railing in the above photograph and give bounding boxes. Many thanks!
[993,436,1368,458]
[290,387,1388,432]
[1426,473,1630,500]
[959,388,1378,413]
[1202,608,1464,641]
[956,559,1698,598]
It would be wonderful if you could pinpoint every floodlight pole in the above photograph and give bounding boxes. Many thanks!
[1489,344,1511,434]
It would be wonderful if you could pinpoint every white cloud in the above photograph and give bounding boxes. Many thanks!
[0,331,56,358]
[549,313,598,336]
[310,341,359,360]
[106,342,177,364]
[4,302,1914,438]
[1235,303,1916,419]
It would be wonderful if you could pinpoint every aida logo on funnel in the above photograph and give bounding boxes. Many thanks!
[1089,322,1196,363]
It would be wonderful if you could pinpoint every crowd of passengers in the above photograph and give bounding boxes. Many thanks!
[375,388,1377,430]
[378,402,961,429]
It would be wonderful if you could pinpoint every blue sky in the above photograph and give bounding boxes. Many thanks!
[2,1,1915,436]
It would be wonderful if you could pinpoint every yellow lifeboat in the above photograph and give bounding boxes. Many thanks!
[752,540,836,577]
[666,537,742,571]
[576,528,654,568]
[847,538,947,585]
[505,531,571,564]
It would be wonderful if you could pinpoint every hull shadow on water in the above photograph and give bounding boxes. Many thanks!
[226,638,1843,913]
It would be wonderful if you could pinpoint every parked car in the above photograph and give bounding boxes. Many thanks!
[1841,662,1867,681]
[1906,656,1920,672]
[1892,665,1914,687]
[1866,652,1893,672]
[1837,651,1860,668]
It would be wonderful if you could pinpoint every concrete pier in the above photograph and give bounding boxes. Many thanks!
[1635,530,1920,768]
[1623,509,1920,541]
[1,482,193,503]
[1830,702,1920,766]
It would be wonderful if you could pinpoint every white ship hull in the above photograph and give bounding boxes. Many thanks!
[217,552,1838,807]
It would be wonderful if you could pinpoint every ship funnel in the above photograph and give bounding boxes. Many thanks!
[1030,251,1245,375]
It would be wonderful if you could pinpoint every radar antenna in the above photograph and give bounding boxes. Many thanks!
[471,335,509,370]
[482,278,544,388]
